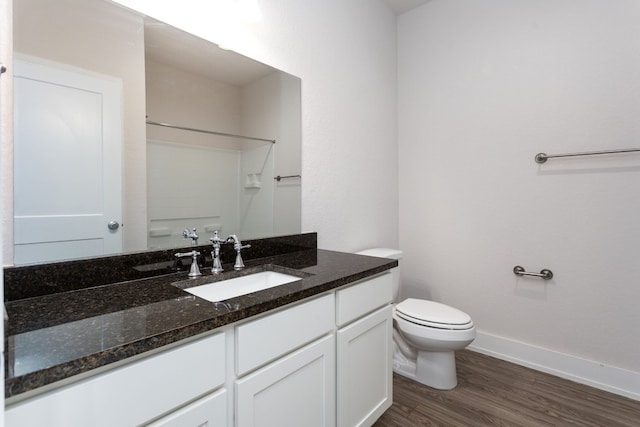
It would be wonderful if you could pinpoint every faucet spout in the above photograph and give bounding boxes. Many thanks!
[182,228,198,245]
[210,231,226,274]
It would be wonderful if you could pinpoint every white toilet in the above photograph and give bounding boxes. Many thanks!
[357,248,476,390]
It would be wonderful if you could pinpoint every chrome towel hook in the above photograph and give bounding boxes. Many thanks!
[513,266,553,280]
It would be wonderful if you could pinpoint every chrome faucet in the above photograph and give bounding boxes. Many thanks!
[174,250,202,278]
[182,228,198,245]
[209,231,251,273]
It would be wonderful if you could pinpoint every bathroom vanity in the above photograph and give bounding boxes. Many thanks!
[3,233,397,426]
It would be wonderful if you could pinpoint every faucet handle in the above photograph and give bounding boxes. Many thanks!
[233,243,250,270]
[174,250,202,278]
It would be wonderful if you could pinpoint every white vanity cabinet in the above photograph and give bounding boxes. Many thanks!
[6,271,394,427]
[234,293,336,427]
[336,272,394,427]
[5,332,227,427]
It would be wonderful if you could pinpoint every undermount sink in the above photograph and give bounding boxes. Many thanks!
[183,271,301,302]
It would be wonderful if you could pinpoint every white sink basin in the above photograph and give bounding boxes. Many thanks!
[183,271,301,302]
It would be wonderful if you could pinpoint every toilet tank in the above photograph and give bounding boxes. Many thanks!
[356,248,403,301]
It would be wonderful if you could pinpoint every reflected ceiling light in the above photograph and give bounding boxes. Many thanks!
[235,0,262,23]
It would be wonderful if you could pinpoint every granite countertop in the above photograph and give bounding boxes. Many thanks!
[4,248,396,400]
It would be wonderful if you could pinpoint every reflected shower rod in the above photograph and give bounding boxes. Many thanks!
[146,120,276,144]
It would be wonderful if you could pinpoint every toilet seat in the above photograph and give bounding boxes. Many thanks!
[396,299,473,330]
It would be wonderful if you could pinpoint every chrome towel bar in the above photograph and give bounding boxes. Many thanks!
[535,148,640,164]
[274,175,301,182]
[513,266,553,280]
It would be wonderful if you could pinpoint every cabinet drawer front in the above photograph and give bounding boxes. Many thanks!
[6,332,225,427]
[146,388,227,427]
[236,294,335,376]
[336,272,392,327]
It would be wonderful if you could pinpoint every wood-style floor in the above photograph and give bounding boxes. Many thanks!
[374,350,640,426]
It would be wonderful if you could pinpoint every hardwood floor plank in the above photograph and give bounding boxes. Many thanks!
[374,350,640,426]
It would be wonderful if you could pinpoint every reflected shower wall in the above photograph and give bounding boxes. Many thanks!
[147,138,275,249]
[145,48,299,248]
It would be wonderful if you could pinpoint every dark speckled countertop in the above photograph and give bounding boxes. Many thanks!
[4,235,396,400]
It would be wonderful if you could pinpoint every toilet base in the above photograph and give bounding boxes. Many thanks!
[393,341,459,390]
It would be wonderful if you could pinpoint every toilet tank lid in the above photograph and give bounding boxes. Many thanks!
[356,248,403,260]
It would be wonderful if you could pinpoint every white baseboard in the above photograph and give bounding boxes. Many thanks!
[468,332,640,401]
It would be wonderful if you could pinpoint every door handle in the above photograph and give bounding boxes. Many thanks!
[107,220,120,231]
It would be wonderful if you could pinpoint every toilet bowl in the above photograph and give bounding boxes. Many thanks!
[356,248,476,390]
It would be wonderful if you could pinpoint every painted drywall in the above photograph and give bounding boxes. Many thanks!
[398,0,640,378]
[112,0,400,252]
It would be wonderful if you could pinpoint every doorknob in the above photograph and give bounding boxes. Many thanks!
[107,220,120,231]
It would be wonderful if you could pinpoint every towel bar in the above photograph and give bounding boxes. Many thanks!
[513,266,553,280]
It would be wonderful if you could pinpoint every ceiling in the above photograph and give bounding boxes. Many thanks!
[383,0,431,15]
[144,1,433,85]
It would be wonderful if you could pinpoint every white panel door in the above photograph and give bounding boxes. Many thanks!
[13,58,122,264]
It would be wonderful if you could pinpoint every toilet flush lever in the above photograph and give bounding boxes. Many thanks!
[513,266,553,280]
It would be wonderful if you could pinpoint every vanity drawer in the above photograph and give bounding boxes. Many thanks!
[146,388,228,427]
[336,272,392,327]
[6,332,226,427]
[235,293,335,376]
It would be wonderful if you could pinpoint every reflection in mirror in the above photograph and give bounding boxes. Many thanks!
[9,0,301,265]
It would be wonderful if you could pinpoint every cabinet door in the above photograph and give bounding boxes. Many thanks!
[236,334,335,427]
[337,305,393,427]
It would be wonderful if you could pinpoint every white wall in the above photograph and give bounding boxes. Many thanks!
[112,0,400,251]
[398,0,640,391]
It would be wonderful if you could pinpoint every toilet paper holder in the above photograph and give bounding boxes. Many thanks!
[513,266,553,280]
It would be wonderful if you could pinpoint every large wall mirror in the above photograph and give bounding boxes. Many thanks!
[9,0,301,265]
